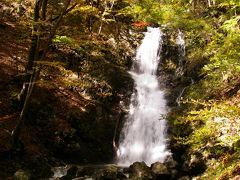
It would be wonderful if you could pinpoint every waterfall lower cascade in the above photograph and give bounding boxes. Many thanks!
[117,27,170,166]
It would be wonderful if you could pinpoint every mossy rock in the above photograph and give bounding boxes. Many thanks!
[128,162,156,179]
[151,162,171,179]
[14,169,31,180]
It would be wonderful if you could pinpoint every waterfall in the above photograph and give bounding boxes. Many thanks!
[175,29,186,106]
[117,27,170,166]
[176,29,185,76]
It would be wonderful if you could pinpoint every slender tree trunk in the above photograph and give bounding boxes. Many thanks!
[12,0,72,150]
[17,0,41,104]
[12,69,40,148]
[26,0,42,71]
[41,0,48,20]
[97,0,107,36]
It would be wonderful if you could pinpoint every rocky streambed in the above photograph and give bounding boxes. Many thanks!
[46,158,188,180]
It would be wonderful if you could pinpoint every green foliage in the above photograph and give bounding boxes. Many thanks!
[221,16,240,32]
[172,97,240,177]
[53,35,73,44]
[197,16,240,97]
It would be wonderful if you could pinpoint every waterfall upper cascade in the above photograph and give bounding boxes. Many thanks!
[117,27,170,166]
[176,29,185,76]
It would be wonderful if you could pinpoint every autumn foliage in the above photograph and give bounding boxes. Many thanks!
[132,21,150,28]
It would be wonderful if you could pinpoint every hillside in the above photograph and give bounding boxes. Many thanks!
[0,0,137,178]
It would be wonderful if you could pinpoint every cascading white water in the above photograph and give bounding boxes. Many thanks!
[176,29,186,105]
[117,27,170,166]
[176,29,185,76]
[176,29,185,57]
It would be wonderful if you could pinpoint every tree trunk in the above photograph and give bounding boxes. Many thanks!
[12,0,72,150]
[12,69,40,149]
[97,0,107,36]
[17,0,41,104]
[41,0,48,20]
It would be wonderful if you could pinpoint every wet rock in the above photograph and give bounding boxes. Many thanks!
[14,169,30,180]
[128,162,155,179]
[151,162,171,179]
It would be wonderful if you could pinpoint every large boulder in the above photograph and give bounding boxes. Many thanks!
[14,169,31,180]
[128,162,156,179]
[151,162,171,179]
